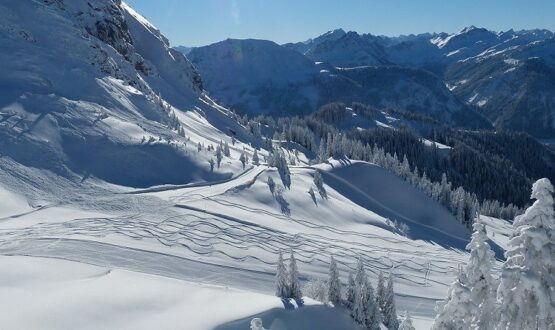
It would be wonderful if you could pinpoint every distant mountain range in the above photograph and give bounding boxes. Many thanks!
[176,27,555,138]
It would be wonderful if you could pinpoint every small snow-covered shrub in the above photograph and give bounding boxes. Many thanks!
[303,278,328,303]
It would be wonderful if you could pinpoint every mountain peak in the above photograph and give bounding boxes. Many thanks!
[315,28,347,42]
[460,25,479,33]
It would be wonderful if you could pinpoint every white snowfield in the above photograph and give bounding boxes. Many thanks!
[0,256,354,330]
[0,159,508,330]
[0,1,509,329]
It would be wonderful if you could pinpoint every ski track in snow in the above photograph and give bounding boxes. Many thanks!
[0,162,478,323]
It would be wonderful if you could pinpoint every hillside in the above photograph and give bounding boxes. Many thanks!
[446,38,555,138]
[0,0,257,188]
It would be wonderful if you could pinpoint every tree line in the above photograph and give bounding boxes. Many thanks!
[236,101,555,223]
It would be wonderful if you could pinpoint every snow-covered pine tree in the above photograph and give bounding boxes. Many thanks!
[308,187,316,201]
[274,151,291,188]
[399,312,416,330]
[252,149,259,165]
[267,176,275,195]
[352,257,381,329]
[223,141,231,157]
[239,152,246,169]
[313,170,326,198]
[497,178,555,330]
[215,146,223,168]
[364,282,382,330]
[383,274,399,330]
[376,271,386,313]
[318,139,327,163]
[353,282,367,324]
[400,154,411,180]
[353,258,368,322]
[303,278,328,302]
[465,217,497,329]
[288,251,302,299]
[250,318,266,330]
[347,272,356,310]
[208,158,215,172]
[275,251,289,298]
[431,268,472,330]
[354,257,368,292]
[327,256,341,304]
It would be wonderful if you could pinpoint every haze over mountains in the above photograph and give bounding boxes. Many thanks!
[179,26,555,138]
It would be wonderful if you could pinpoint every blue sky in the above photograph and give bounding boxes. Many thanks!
[125,0,555,47]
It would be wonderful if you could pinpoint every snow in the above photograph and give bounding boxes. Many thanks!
[421,139,452,150]
[476,99,488,107]
[468,93,480,103]
[0,1,518,329]
[446,49,462,57]
[0,256,353,330]
[375,120,393,128]
[504,58,520,66]
[0,158,487,329]
[0,185,32,218]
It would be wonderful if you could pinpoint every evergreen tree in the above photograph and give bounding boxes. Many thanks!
[432,268,472,330]
[318,139,327,163]
[250,318,266,330]
[466,218,497,329]
[267,176,276,195]
[223,141,231,157]
[383,275,399,330]
[208,158,215,172]
[273,151,291,188]
[303,277,328,302]
[353,258,381,330]
[327,256,341,304]
[275,251,289,298]
[215,146,223,168]
[313,170,326,198]
[239,152,247,169]
[288,251,302,299]
[353,282,367,324]
[252,149,259,165]
[364,283,382,330]
[353,258,368,322]
[399,312,416,330]
[376,271,386,313]
[497,178,555,330]
[346,272,356,310]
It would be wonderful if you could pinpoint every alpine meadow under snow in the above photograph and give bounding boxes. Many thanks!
[1,1,555,330]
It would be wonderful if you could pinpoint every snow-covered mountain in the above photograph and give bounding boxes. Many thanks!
[282,27,555,137]
[284,29,390,67]
[187,38,488,128]
[446,36,555,137]
[287,27,553,72]
[0,0,258,188]
[187,26,555,136]
[186,38,321,116]
[1,2,552,329]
